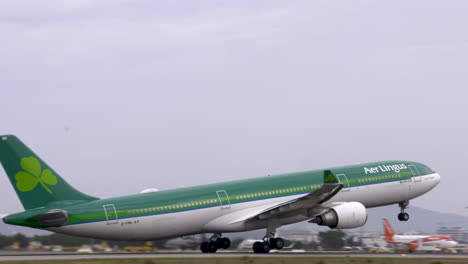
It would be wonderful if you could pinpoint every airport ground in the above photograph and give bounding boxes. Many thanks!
[2,252,468,264]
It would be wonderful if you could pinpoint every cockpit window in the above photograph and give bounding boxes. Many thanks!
[425,166,435,173]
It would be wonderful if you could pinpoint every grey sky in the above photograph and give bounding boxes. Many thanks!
[0,1,467,217]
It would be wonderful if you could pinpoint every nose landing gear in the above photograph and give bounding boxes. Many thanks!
[398,201,410,221]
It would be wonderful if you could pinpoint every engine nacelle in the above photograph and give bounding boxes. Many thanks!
[312,202,367,229]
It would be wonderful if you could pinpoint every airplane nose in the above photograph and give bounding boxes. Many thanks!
[442,240,457,248]
[433,173,441,186]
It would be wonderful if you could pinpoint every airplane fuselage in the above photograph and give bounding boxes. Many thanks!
[388,235,457,251]
[5,160,440,241]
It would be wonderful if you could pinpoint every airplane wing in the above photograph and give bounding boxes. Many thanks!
[227,170,343,224]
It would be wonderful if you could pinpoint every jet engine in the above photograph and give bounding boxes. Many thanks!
[311,202,367,229]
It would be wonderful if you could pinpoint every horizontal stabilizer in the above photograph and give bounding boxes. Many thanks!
[27,209,68,227]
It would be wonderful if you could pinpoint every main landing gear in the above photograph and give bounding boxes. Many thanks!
[200,233,231,253]
[398,201,410,221]
[252,231,285,253]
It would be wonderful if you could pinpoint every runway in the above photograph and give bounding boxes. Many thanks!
[1,252,468,261]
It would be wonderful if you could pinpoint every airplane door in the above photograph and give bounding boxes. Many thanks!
[336,174,350,192]
[103,204,119,224]
[408,164,421,183]
[216,190,231,209]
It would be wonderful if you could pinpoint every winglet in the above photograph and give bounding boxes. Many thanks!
[324,170,339,184]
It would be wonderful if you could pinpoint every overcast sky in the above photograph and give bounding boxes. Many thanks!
[0,1,467,217]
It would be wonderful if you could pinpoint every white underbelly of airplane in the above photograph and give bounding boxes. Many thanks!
[49,194,306,240]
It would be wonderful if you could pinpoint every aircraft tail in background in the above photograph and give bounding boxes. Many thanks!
[383,218,395,240]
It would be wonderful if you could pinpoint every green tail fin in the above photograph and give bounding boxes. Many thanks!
[0,135,98,210]
[324,170,339,184]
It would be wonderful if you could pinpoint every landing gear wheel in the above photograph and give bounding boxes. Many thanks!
[397,212,409,221]
[260,242,271,253]
[253,241,271,253]
[270,237,284,249]
[217,237,231,249]
[397,213,403,221]
[398,201,409,221]
[402,212,409,221]
[200,242,209,253]
[207,241,218,253]
[253,241,262,253]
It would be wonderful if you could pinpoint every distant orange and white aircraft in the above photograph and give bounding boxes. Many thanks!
[382,218,457,252]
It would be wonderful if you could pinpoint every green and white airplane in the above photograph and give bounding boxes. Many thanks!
[0,135,440,253]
